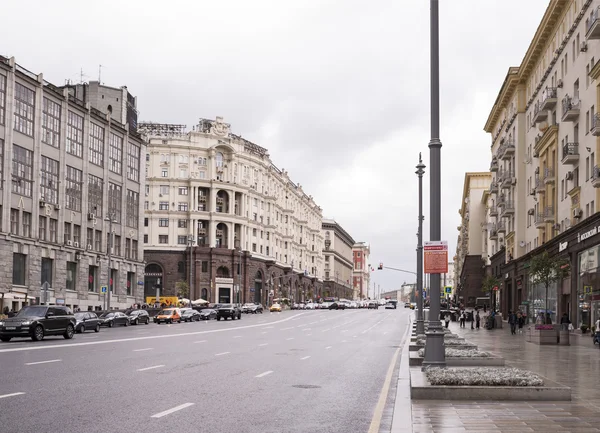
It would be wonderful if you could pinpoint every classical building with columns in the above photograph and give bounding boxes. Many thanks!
[322,219,355,299]
[140,117,325,305]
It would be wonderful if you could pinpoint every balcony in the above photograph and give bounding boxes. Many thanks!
[489,226,498,240]
[561,142,579,165]
[544,167,555,185]
[500,139,515,160]
[544,206,555,223]
[490,158,499,172]
[561,95,581,122]
[592,113,600,136]
[586,6,600,39]
[539,87,558,111]
[592,165,600,188]
[532,102,548,124]
[489,206,498,217]
[534,213,546,229]
[489,181,498,194]
[497,222,506,234]
[501,200,515,216]
[501,170,515,189]
[535,177,545,194]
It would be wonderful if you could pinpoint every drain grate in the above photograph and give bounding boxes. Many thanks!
[292,384,321,389]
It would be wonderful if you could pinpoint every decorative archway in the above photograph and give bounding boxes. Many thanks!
[144,263,163,299]
[254,270,264,305]
[216,222,228,248]
[201,288,208,300]
[216,266,230,278]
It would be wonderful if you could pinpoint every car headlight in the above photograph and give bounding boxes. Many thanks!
[0,321,4,326]
[21,321,32,326]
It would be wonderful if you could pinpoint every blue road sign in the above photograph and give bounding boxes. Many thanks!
[101,285,108,293]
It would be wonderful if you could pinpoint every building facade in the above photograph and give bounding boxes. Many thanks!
[322,219,355,299]
[479,0,600,326]
[352,242,370,299]
[454,172,492,307]
[0,56,146,313]
[442,261,455,300]
[140,117,324,306]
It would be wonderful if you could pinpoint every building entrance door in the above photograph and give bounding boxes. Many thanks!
[219,287,231,304]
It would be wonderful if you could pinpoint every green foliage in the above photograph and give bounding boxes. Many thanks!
[481,275,501,294]
[175,280,190,299]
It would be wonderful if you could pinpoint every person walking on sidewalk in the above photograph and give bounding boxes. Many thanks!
[560,313,571,331]
[475,311,480,330]
[459,311,465,328]
[508,310,517,335]
[444,312,450,328]
[517,311,524,334]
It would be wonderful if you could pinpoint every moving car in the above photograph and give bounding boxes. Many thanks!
[198,309,217,320]
[0,306,76,342]
[242,303,264,314]
[181,308,202,322]
[100,311,130,327]
[128,310,150,325]
[270,303,282,312]
[154,308,182,324]
[74,311,102,333]
[216,304,242,321]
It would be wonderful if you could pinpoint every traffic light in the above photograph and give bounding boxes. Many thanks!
[378,263,383,270]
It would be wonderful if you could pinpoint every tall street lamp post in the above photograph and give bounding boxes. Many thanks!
[416,154,426,336]
[188,235,195,306]
[422,0,446,368]
[104,212,117,311]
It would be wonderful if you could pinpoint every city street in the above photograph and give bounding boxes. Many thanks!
[0,308,409,433]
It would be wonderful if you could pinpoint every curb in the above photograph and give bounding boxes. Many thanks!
[390,314,413,433]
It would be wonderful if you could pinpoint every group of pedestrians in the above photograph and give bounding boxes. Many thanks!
[506,310,526,335]
[444,309,483,330]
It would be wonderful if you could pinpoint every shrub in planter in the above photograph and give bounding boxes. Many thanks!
[425,367,544,386]
[417,348,490,358]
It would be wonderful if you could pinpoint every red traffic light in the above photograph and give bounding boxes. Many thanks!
[378,263,383,270]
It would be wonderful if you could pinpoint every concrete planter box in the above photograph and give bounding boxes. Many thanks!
[409,351,505,367]
[409,343,477,352]
[559,330,570,345]
[526,326,560,345]
[410,367,571,401]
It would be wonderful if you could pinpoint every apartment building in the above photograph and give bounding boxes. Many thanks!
[352,242,370,300]
[481,0,600,327]
[454,173,492,307]
[322,219,355,299]
[140,117,324,306]
[0,57,145,312]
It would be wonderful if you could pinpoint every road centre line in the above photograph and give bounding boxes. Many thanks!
[194,340,207,344]
[215,352,230,356]
[286,337,294,341]
[300,356,311,360]
[151,403,194,418]
[321,328,331,332]
[281,327,294,330]
[302,328,311,331]
[255,370,273,378]
[137,365,164,372]
[233,336,242,338]
[259,343,268,346]
[0,392,25,399]
[133,348,153,352]
[361,315,391,334]
[0,313,307,354]
[325,346,332,350]
[25,359,61,365]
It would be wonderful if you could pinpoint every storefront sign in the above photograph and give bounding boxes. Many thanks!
[577,225,600,243]
[559,241,568,252]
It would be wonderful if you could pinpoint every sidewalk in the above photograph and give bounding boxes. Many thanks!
[407,320,600,433]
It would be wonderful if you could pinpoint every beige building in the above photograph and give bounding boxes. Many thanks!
[322,219,355,299]
[479,0,600,324]
[453,172,491,307]
[352,242,370,300]
[0,56,146,313]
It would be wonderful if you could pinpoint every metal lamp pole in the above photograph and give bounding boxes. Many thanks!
[105,213,115,311]
[422,0,446,368]
[188,235,195,306]
[416,154,426,336]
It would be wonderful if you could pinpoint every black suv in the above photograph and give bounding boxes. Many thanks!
[216,304,242,321]
[128,310,150,325]
[0,305,76,342]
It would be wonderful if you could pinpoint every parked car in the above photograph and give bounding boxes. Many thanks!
[181,309,202,322]
[329,302,346,310]
[0,306,76,342]
[198,309,217,320]
[128,310,150,325]
[367,301,379,309]
[74,311,102,333]
[100,312,130,327]
[154,308,182,324]
[216,304,242,321]
[242,303,263,314]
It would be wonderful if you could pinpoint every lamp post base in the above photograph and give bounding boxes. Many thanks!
[421,320,446,369]
[415,319,426,336]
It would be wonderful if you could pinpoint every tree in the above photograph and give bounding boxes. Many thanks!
[175,281,190,299]
[481,274,501,295]
[529,250,570,317]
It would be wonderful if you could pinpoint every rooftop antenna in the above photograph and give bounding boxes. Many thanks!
[78,68,89,84]
[98,64,104,84]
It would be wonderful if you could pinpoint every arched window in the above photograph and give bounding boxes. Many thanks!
[216,152,224,168]
[201,288,208,299]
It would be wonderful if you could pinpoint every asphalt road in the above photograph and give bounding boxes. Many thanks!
[0,307,410,433]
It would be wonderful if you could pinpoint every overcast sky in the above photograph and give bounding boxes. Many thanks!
[1,0,548,295]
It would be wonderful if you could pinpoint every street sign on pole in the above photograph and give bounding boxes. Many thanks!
[424,241,448,274]
[101,286,108,293]
[444,286,452,294]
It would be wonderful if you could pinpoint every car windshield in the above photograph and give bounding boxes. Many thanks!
[75,312,86,319]
[220,304,232,308]
[101,313,114,318]
[16,306,48,318]
[158,310,174,316]
[182,310,193,315]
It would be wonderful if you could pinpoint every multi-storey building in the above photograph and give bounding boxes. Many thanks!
[442,261,455,299]
[454,172,491,307]
[140,117,324,306]
[0,57,145,313]
[322,219,355,299]
[481,0,600,327]
[352,242,370,299]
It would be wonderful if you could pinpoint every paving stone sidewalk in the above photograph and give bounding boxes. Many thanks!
[410,320,600,433]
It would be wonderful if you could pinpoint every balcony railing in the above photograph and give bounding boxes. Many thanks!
[544,167,555,184]
[500,139,515,160]
[534,213,546,229]
[544,206,554,223]
[586,6,600,39]
[592,113,600,136]
[501,200,515,216]
[490,159,499,172]
[592,165,600,188]
[497,221,506,234]
[489,181,498,194]
[535,177,545,194]
[489,205,498,217]
[501,169,515,188]
[532,101,548,124]
[561,142,579,165]
[539,87,558,111]
[562,95,581,122]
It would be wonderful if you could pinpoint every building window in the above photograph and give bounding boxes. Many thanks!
[39,216,47,241]
[178,202,188,211]
[94,229,101,251]
[132,240,138,260]
[161,169,168,177]
[113,235,121,256]
[178,219,188,228]
[109,133,123,174]
[64,222,71,243]
[12,144,33,197]
[159,201,169,210]
[108,183,122,223]
[41,257,53,287]
[49,219,57,243]
[179,187,188,195]
[42,97,61,147]
[159,235,169,244]
[87,228,93,248]
[127,142,140,182]
[159,218,169,227]
[0,74,5,125]
[202,261,208,272]
[66,111,84,157]
[22,211,31,238]
[65,166,83,212]
[66,262,77,291]
[0,139,3,187]
[88,175,103,218]
[125,238,131,258]
[159,185,169,195]
[13,253,27,286]
[89,123,105,167]
[40,156,59,204]
[178,235,187,245]
[126,190,139,228]
[88,265,98,292]
[73,224,81,245]
[13,82,34,136]
[127,272,135,296]
[252,243,257,252]
[143,234,148,243]
[10,208,19,235]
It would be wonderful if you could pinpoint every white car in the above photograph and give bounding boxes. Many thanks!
[305,303,315,310]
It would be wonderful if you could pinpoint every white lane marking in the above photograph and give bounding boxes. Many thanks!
[151,403,195,418]
[261,331,268,334]
[309,321,319,325]
[341,340,347,343]
[259,343,268,346]
[302,328,311,331]
[133,348,153,352]
[0,313,307,354]
[321,328,331,332]
[194,340,207,344]
[264,326,274,329]
[0,392,25,399]
[255,370,273,378]
[307,334,312,336]
[215,352,230,356]
[361,315,390,334]
[286,337,294,341]
[281,327,294,331]
[233,336,242,339]
[325,346,332,350]
[300,356,311,360]
[137,365,164,372]
[25,359,61,366]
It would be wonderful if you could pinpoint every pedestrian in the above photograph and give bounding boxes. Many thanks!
[517,311,524,334]
[459,311,465,328]
[470,310,474,329]
[508,310,517,335]
[560,313,571,331]
[444,312,450,328]
[475,311,480,329]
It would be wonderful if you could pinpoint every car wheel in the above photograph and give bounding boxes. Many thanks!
[32,325,45,341]
[238,314,242,320]
[77,325,84,334]
[0,336,12,342]
[145,318,149,325]
[63,324,75,339]
[109,321,114,328]
[95,324,100,332]
[124,320,129,327]
[217,316,221,321]
[135,319,139,325]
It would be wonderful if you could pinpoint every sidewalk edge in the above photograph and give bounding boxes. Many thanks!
[390,314,413,433]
